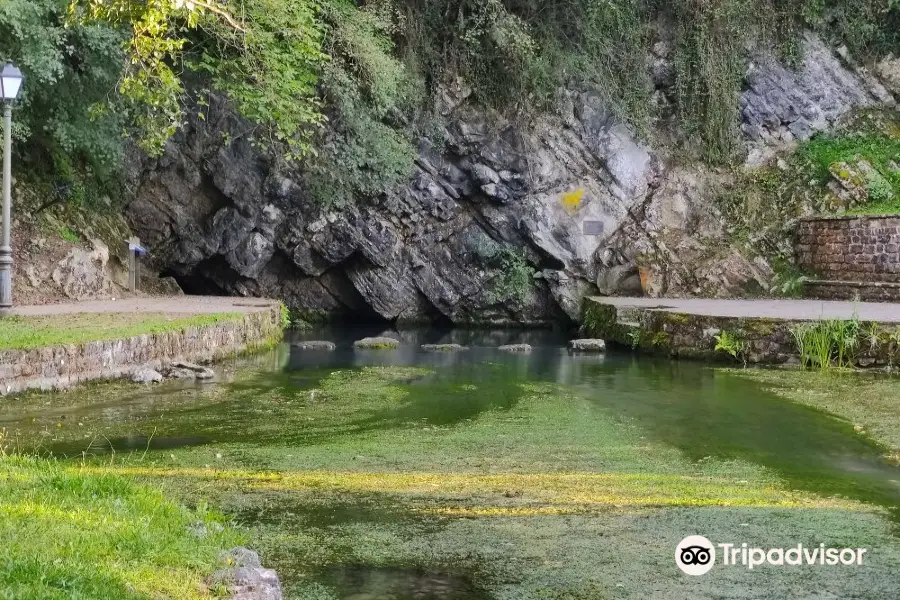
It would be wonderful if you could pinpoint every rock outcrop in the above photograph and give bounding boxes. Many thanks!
[125,34,898,325]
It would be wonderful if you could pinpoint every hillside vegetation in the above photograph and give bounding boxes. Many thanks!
[2,0,898,210]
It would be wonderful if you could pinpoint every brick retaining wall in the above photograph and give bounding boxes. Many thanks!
[0,306,282,396]
[795,215,900,301]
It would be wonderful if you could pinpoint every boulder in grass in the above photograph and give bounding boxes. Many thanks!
[421,344,468,352]
[210,547,283,600]
[291,341,336,351]
[568,339,606,352]
[498,344,532,353]
[353,336,400,350]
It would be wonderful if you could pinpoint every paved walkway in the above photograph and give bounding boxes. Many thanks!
[10,296,279,317]
[592,297,900,323]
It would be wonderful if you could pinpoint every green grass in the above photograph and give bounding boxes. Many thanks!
[800,133,900,216]
[0,454,243,600]
[0,312,244,351]
[57,225,80,244]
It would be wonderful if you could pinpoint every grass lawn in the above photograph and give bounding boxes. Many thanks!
[0,454,243,600]
[0,312,243,351]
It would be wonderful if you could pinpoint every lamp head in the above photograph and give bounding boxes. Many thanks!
[0,64,23,101]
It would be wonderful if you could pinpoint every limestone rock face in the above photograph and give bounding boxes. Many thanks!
[126,34,897,323]
[875,55,900,96]
[50,239,115,301]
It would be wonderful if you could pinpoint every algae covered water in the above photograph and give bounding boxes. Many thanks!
[3,327,900,599]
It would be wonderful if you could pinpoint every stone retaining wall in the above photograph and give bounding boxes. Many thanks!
[804,280,900,302]
[0,306,283,396]
[583,299,899,366]
[796,215,900,301]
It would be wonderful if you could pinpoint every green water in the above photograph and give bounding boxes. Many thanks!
[3,327,900,599]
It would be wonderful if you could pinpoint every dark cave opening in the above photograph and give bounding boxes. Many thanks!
[160,256,232,296]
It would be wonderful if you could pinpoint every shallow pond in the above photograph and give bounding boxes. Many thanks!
[3,327,900,599]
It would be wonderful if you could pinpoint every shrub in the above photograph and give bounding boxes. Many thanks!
[488,246,535,307]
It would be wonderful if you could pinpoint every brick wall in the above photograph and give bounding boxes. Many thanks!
[796,216,900,281]
[795,216,900,301]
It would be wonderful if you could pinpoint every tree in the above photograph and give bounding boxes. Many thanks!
[68,0,326,156]
[0,0,126,191]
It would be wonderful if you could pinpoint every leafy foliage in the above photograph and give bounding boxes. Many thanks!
[301,0,419,207]
[714,329,747,364]
[488,246,536,307]
[67,0,222,154]
[395,0,651,125]
[70,0,328,158]
[672,0,750,162]
[190,0,327,160]
[799,130,900,215]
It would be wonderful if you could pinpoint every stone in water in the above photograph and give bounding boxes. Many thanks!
[353,337,400,350]
[568,339,606,352]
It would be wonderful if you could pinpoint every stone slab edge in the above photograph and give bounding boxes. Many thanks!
[0,305,283,396]
[582,298,899,365]
[798,214,900,222]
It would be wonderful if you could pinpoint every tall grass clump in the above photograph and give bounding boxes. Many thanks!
[791,318,861,371]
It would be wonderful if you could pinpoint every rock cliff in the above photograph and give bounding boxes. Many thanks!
[126,34,898,325]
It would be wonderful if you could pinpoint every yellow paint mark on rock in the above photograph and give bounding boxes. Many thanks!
[561,188,586,214]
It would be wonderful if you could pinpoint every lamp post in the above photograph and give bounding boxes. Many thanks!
[0,63,23,317]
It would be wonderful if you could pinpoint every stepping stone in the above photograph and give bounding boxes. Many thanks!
[169,360,215,380]
[131,367,163,384]
[291,341,336,351]
[353,336,400,350]
[421,344,468,352]
[568,339,606,352]
[498,344,532,353]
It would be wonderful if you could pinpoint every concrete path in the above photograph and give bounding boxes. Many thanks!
[592,297,900,323]
[10,296,279,317]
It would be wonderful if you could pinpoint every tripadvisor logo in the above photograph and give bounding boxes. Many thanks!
[675,536,868,576]
[676,536,716,575]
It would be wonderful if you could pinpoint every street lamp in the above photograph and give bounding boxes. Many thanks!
[0,63,23,316]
